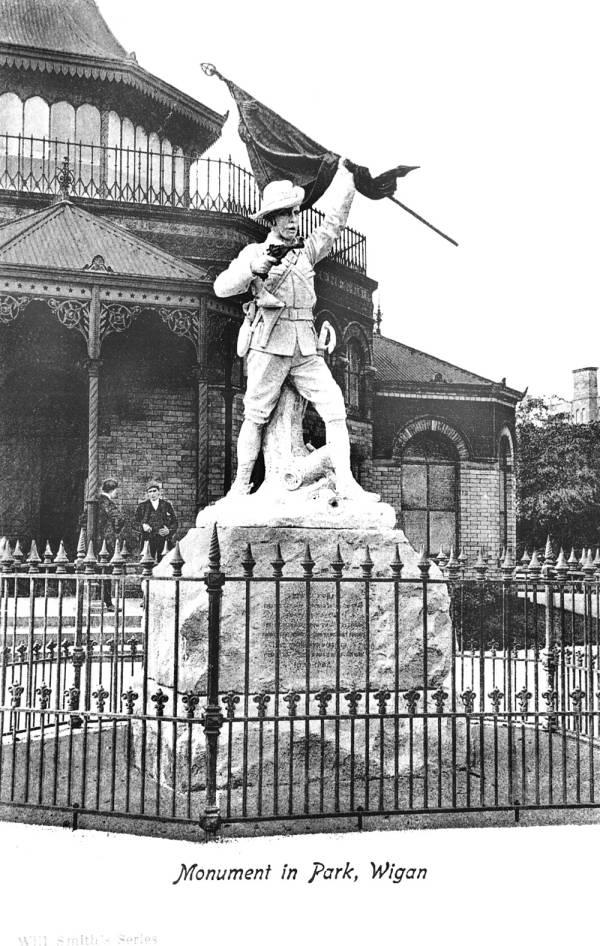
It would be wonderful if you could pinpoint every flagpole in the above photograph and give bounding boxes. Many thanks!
[201,63,458,248]
[387,196,458,247]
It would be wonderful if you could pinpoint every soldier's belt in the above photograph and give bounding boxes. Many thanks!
[276,308,314,322]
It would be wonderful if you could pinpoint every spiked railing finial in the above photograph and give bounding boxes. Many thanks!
[75,529,86,572]
[417,546,431,578]
[1,541,13,573]
[140,540,155,577]
[270,543,285,578]
[527,548,542,580]
[501,547,515,580]
[390,544,404,579]
[567,547,579,576]
[27,540,41,573]
[330,544,346,578]
[555,548,568,580]
[83,540,97,573]
[54,540,69,574]
[583,548,596,581]
[43,540,54,565]
[360,544,374,578]
[242,543,257,577]
[301,542,315,577]
[208,524,221,571]
[110,539,126,574]
[447,547,461,582]
[170,541,185,578]
[474,548,487,581]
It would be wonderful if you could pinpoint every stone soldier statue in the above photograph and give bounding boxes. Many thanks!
[214,158,378,502]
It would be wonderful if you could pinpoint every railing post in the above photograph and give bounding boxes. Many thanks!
[541,539,557,732]
[201,524,225,835]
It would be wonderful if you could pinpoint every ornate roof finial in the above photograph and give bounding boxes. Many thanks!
[374,298,383,336]
[56,155,74,201]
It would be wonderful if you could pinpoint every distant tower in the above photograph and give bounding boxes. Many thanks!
[572,367,598,423]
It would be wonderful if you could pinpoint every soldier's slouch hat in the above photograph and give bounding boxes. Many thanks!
[250,180,305,221]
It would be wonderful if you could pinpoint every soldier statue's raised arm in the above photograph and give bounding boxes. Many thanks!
[214,158,379,503]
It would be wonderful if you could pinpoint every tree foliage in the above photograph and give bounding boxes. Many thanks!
[517,396,600,551]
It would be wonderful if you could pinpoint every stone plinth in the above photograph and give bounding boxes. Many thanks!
[138,496,454,806]
[148,497,452,696]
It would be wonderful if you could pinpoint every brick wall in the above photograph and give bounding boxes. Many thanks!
[368,461,401,514]
[207,387,226,504]
[459,462,501,562]
[99,319,198,549]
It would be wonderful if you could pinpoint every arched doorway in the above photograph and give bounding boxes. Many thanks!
[400,431,459,554]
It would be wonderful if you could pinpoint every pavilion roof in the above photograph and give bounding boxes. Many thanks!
[0,199,208,284]
[0,0,226,149]
[0,0,128,60]
[373,334,523,400]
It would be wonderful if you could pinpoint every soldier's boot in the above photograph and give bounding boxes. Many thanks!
[226,419,264,498]
[326,419,380,503]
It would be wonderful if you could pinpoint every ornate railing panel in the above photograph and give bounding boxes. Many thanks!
[0,134,367,273]
[1,536,600,836]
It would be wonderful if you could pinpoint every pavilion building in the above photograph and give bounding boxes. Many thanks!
[0,0,522,563]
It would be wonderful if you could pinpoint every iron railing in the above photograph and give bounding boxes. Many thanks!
[0,134,367,273]
[1,535,599,835]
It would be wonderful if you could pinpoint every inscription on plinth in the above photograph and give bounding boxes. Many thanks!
[252,583,367,689]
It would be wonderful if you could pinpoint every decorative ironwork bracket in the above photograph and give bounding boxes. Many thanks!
[159,307,200,356]
[100,302,142,342]
[47,298,90,341]
[0,294,30,324]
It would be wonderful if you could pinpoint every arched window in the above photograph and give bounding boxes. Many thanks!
[148,132,161,202]
[499,434,513,551]
[173,146,185,205]
[346,338,364,413]
[0,92,22,136]
[75,104,101,193]
[401,431,458,554]
[0,93,23,188]
[161,139,173,204]
[75,104,101,145]
[49,101,74,145]
[134,125,148,198]
[23,96,49,140]
[23,97,50,192]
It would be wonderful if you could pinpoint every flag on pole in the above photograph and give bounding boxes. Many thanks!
[225,79,418,208]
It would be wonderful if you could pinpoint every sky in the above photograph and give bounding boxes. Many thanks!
[98,0,600,399]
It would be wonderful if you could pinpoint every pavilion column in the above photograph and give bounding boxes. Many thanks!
[194,299,209,510]
[86,287,102,545]
[99,109,110,199]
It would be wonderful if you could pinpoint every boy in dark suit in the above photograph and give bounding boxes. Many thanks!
[135,480,178,561]
[98,477,124,611]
